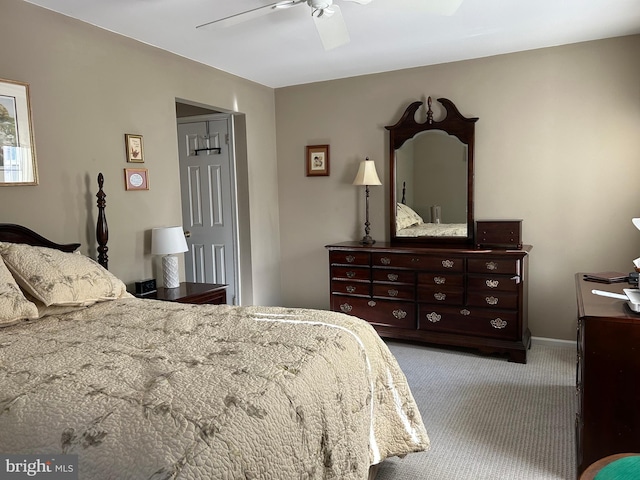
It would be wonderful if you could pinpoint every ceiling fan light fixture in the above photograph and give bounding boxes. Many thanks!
[309,0,332,10]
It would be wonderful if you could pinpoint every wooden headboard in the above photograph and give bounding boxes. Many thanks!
[0,224,80,252]
[0,173,109,269]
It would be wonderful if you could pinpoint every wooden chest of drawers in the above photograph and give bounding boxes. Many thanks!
[575,275,640,476]
[327,242,531,363]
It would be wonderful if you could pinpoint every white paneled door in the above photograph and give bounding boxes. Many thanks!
[177,115,238,304]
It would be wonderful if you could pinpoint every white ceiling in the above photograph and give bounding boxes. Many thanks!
[24,0,640,88]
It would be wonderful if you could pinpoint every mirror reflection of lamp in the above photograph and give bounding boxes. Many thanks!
[353,157,382,245]
[151,226,189,289]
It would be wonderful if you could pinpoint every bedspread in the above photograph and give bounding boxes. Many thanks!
[397,222,467,237]
[0,298,429,479]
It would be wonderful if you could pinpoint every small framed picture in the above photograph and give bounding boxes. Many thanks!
[124,168,149,191]
[0,78,38,186]
[125,134,144,163]
[306,145,330,177]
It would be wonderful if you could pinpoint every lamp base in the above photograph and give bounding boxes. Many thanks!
[361,235,376,245]
[162,255,180,289]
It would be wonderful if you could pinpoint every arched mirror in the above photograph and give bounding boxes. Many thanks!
[386,97,478,246]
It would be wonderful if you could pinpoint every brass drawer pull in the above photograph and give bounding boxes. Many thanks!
[387,273,399,281]
[434,292,446,301]
[345,255,355,263]
[434,276,446,285]
[486,279,499,288]
[346,271,356,278]
[392,309,407,319]
[485,296,498,305]
[380,257,391,265]
[346,286,356,293]
[388,289,399,297]
[485,261,498,271]
[442,260,455,268]
[460,309,470,315]
[340,303,352,313]
[368,300,376,307]
[490,318,507,329]
[426,312,441,323]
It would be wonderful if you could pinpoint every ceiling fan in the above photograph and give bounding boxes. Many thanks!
[196,0,463,51]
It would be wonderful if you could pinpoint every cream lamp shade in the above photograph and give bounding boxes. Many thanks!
[353,158,382,245]
[633,218,640,231]
[352,158,382,186]
[151,226,189,289]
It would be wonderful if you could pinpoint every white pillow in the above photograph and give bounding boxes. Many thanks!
[0,255,39,326]
[396,203,424,230]
[0,242,128,307]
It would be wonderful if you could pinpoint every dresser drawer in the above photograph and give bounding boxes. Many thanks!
[331,296,415,329]
[417,286,464,305]
[331,280,370,296]
[468,257,520,275]
[418,305,518,340]
[372,252,464,272]
[329,250,371,266]
[372,283,415,300]
[467,274,519,292]
[372,269,415,284]
[467,291,519,310]
[417,272,464,288]
[331,266,370,282]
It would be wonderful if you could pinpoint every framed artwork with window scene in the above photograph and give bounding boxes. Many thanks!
[0,78,38,186]
[306,145,330,177]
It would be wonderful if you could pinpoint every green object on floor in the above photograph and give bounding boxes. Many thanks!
[595,456,640,480]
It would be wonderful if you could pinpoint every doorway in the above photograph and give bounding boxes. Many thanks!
[175,102,241,305]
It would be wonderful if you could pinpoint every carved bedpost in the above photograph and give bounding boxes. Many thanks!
[96,173,109,270]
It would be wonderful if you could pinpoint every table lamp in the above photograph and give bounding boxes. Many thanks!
[352,157,382,245]
[151,226,189,289]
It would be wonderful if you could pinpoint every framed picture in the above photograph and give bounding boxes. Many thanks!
[0,78,38,186]
[124,168,149,191]
[125,134,144,163]
[306,145,330,177]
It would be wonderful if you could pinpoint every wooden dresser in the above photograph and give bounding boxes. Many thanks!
[575,274,640,476]
[327,242,531,363]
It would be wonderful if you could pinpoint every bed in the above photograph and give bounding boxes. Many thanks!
[396,202,467,237]
[0,175,429,479]
[397,221,468,237]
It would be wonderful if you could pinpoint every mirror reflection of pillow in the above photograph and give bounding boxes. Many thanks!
[396,203,424,230]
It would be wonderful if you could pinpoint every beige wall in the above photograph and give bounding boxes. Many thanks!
[3,0,640,340]
[275,35,640,341]
[0,0,282,305]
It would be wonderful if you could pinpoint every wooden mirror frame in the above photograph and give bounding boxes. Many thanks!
[386,97,478,246]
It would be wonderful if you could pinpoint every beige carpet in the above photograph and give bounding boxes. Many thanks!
[376,341,576,480]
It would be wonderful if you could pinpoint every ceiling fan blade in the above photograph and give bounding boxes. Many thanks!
[196,0,305,29]
[312,4,350,50]
[341,0,374,4]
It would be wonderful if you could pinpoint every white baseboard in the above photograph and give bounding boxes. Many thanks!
[531,336,575,348]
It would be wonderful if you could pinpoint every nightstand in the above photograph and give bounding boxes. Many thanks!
[143,282,227,305]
